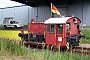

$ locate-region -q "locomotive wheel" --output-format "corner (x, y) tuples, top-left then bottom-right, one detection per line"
(19, 38), (26, 46)
(19, 40), (25, 45)
(42, 42), (46, 49)
(52, 46), (58, 52)
(51, 45), (54, 51)
(19, 40), (22, 45)
(46, 44), (50, 50)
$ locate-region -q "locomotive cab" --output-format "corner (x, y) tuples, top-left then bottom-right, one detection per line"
(44, 17), (85, 49)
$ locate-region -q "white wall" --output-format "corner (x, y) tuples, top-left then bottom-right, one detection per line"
(15, 6), (28, 24)
(2, 8), (14, 19)
(0, 9), (3, 24)
(37, 6), (50, 22)
(0, 6), (28, 25)
(29, 7), (37, 22)
(83, 2), (90, 26)
(68, 1), (90, 26)
(68, 3), (82, 21)
(29, 6), (50, 22)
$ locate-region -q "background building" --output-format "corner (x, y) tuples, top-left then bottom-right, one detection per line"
(0, 0), (90, 26)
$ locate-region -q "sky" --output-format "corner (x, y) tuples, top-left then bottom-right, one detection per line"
(0, 0), (25, 8)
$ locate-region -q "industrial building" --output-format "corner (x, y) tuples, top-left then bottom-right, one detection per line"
(0, 0), (90, 26)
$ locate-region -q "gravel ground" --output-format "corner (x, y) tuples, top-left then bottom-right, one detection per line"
(79, 44), (90, 48)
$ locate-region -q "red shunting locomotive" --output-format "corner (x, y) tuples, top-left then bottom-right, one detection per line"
(18, 17), (85, 49)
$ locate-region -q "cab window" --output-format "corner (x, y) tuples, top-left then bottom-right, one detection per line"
(46, 24), (55, 33)
(76, 22), (79, 29)
(66, 23), (70, 31)
(58, 24), (63, 33)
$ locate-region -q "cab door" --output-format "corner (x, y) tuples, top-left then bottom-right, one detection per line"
(56, 24), (63, 45)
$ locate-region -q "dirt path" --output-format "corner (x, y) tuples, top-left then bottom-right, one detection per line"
(0, 56), (34, 60)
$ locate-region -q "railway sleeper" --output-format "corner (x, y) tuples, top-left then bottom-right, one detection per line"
(73, 47), (90, 54)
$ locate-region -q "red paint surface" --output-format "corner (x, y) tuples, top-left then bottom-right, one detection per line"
(57, 24), (66, 46)
(46, 33), (56, 45)
(66, 17), (81, 36)
(28, 23), (46, 34)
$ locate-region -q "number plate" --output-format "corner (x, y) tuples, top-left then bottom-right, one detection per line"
(58, 37), (62, 41)
(33, 34), (36, 37)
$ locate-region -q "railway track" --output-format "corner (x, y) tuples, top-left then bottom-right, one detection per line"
(20, 40), (89, 54)
(73, 47), (90, 54)
(23, 42), (90, 56)
(72, 46), (90, 55)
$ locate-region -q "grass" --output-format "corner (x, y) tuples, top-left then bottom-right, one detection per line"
(0, 38), (90, 60)
(82, 30), (90, 39)
(80, 30), (90, 44)
(0, 37), (31, 56)
(0, 30), (27, 40)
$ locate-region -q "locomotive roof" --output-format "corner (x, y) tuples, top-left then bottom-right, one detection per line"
(44, 17), (79, 24)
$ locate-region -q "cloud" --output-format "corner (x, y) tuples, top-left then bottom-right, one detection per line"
(0, 0), (10, 4)
(0, 0), (25, 8)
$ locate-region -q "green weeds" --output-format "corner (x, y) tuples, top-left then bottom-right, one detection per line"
(81, 30), (90, 43)
(0, 38), (90, 60)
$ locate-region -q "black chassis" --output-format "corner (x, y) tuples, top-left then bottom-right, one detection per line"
(18, 33), (45, 43)
(66, 34), (86, 48)
(18, 33), (86, 49)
